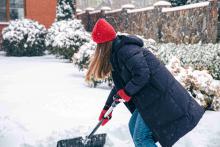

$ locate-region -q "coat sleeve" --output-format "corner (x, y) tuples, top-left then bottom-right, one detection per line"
(104, 86), (117, 108)
(117, 46), (150, 96)
(112, 71), (124, 90)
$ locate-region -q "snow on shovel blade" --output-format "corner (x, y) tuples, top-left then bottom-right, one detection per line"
(57, 101), (118, 147)
(57, 133), (107, 147)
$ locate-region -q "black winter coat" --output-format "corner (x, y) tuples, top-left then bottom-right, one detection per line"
(105, 35), (205, 147)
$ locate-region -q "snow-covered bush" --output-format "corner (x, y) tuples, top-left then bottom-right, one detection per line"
(186, 0), (207, 5)
(2, 19), (46, 56)
(72, 40), (113, 87)
(143, 40), (220, 80)
(72, 41), (96, 71)
(45, 19), (90, 60)
(166, 57), (220, 111)
(56, 0), (74, 21)
(169, 0), (187, 6)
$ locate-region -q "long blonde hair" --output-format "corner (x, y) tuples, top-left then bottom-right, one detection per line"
(85, 41), (113, 81)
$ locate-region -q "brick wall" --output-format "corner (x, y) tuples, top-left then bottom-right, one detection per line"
(160, 1), (218, 43)
(77, 0), (218, 44)
(26, 0), (56, 28)
(218, 1), (220, 41)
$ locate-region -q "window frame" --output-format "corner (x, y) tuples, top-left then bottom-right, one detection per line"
(1, 0), (26, 22)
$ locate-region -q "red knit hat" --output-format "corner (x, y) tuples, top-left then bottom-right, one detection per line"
(92, 18), (116, 44)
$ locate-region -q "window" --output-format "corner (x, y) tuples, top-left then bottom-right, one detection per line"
(10, 0), (24, 20)
(0, 0), (24, 22)
(0, 0), (7, 21)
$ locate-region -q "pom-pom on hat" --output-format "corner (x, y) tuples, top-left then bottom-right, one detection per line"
(92, 18), (116, 44)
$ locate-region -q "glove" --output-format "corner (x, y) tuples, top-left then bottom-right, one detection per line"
(98, 105), (112, 126)
(114, 89), (131, 102)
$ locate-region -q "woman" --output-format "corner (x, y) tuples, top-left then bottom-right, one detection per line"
(86, 18), (205, 147)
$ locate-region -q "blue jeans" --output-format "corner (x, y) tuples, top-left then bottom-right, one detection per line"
(129, 109), (157, 147)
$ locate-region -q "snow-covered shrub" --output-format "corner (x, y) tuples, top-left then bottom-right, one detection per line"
(72, 41), (96, 71)
(166, 57), (220, 111)
(45, 19), (90, 60)
(210, 81), (220, 111)
(56, 0), (74, 21)
(2, 19), (46, 56)
(143, 40), (220, 80)
(169, 0), (187, 6)
(186, 0), (207, 5)
(72, 40), (113, 87)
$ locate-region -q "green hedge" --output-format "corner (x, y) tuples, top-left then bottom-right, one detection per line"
(2, 19), (46, 56)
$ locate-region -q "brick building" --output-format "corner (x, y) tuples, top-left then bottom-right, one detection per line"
(0, 0), (57, 27)
(0, 0), (58, 48)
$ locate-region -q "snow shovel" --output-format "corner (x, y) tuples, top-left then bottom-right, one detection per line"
(57, 100), (119, 147)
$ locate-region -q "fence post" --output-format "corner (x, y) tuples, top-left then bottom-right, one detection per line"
(153, 1), (171, 42)
(85, 7), (95, 31)
(218, 0), (220, 41)
(100, 7), (111, 18)
(120, 4), (135, 32)
(207, 0), (218, 43)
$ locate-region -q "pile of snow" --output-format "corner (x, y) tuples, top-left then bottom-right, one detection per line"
(0, 53), (132, 147)
(45, 19), (90, 60)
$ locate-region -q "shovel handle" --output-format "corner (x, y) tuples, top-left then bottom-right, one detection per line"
(87, 101), (119, 138)
(103, 101), (118, 118)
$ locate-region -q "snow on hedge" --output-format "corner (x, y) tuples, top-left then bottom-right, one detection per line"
(72, 40), (96, 71)
(166, 57), (220, 110)
(72, 40), (114, 87)
(2, 19), (46, 56)
(163, 1), (209, 12)
(143, 38), (220, 80)
(45, 19), (90, 60)
(56, 0), (74, 21)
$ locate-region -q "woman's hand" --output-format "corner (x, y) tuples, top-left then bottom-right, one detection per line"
(114, 89), (131, 102)
(98, 106), (112, 126)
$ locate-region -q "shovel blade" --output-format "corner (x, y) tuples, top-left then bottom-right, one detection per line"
(57, 133), (107, 147)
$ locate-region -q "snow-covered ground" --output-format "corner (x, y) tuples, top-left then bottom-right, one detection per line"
(0, 52), (220, 147)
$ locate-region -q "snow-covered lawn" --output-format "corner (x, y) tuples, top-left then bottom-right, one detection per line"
(0, 52), (220, 147)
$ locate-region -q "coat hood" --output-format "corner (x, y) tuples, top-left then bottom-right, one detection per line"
(112, 35), (144, 53)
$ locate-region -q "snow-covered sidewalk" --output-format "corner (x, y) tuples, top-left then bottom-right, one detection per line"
(0, 52), (220, 147)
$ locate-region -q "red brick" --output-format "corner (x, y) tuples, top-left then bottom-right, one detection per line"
(26, 0), (56, 28)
